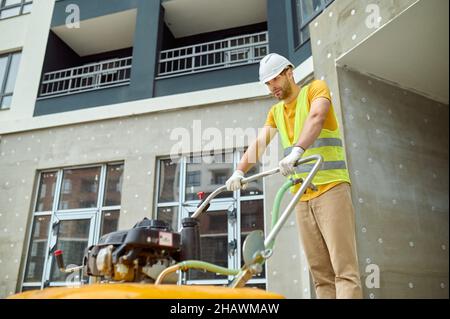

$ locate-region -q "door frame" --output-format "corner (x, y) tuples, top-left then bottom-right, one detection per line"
(42, 211), (97, 288)
(182, 201), (238, 284)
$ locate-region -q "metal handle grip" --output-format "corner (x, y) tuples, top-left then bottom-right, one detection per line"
(264, 154), (323, 248)
(191, 155), (323, 219)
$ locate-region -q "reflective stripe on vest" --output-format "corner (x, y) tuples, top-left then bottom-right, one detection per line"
(283, 137), (343, 156)
(296, 160), (347, 173)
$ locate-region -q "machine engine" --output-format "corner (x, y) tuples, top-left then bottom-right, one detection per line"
(82, 218), (183, 283)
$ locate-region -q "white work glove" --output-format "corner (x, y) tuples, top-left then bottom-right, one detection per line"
(279, 146), (305, 176)
(225, 170), (247, 191)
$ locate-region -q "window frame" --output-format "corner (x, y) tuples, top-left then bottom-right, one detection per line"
(0, 51), (22, 110)
(154, 150), (266, 288)
(0, 0), (33, 20)
(20, 162), (124, 292)
(292, 0), (335, 50)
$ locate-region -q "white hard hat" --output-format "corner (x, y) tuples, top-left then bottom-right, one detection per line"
(259, 53), (294, 83)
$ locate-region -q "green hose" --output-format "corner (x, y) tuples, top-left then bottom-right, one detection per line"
(268, 179), (295, 249)
(173, 180), (295, 276)
(177, 260), (240, 276)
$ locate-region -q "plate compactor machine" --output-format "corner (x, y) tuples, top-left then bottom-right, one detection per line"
(11, 156), (322, 299)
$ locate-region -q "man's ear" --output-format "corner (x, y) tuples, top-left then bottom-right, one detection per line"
(287, 68), (295, 82)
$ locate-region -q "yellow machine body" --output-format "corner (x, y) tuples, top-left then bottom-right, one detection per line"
(9, 284), (284, 299)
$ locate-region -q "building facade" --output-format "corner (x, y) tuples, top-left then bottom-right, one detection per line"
(0, 0), (448, 298)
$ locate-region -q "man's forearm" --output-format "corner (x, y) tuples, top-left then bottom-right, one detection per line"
(236, 126), (276, 173)
(237, 138), (268, 173)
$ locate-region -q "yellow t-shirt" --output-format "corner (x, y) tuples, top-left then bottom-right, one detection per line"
(264, 80), (342, 201)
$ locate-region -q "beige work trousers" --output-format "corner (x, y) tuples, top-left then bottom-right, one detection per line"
(295, 182), (363, 299)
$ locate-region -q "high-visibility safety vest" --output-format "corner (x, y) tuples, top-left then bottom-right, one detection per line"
(272, 85), (351, 191)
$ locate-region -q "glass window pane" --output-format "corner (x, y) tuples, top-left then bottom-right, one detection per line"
(4, 52), (21, 93)
(4, 0), (22, 6)
(103, 164), (123, 206)
(189, 210), (228, 280)
(300, 27), (310, 45)
(158, 159), (180, 203)
(240, 162), (264, 196)
(22, 3), (32, 14)
(23, 215), (51, 283)
(185, 152), (234, 201)
(50, 219), (90, 282)
(301, 0), (323, 23)
(296, 0), (330, 45)
(157, 206), (178, 232)
(58, 167), (101, 210)
(1, 95), (12, 109)
(0, 56), (7, 90)
(186, 171), (201, 187)
(0, 6), (21, 18)
(240, 200), (264, 233)
(35, 171), (57, 212)
(241, 200), (265, 278)
(100, 210), (120, 237)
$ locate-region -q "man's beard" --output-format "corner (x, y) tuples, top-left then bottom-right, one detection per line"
(276, 82), (292, 100)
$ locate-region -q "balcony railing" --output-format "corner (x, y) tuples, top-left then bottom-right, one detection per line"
(157, 31), (269, 79)
(38, 57), (132, 99)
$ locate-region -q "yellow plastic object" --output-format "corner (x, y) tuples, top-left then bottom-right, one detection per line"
(9, 284), (284, 299)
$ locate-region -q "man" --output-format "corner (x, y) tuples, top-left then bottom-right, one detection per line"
(225, 53), (363, 299)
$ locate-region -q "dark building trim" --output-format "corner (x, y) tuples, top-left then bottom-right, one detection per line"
(51, 0), (140, 27)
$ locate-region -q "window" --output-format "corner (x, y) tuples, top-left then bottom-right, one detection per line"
(59, 167), (100, 210)
(186, 171), (201, 187)
(0, 0), (32, 20)
(211, 170), (228, 186)
(185, 152), (234, 201)
(35, 172), (57, 212)
(157, 159), (180, 203)
(240, 200), (266, 279)
(23, 216), (51, 283)
(21, 163), (123, 291)
(157, 206), (179, 232)
(155, 151), (266, 287)
(0, 51), (21, 109)
(100, 210), (120, 237)
(293, 0), (334, 47)
(103, 164), (123, 206)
